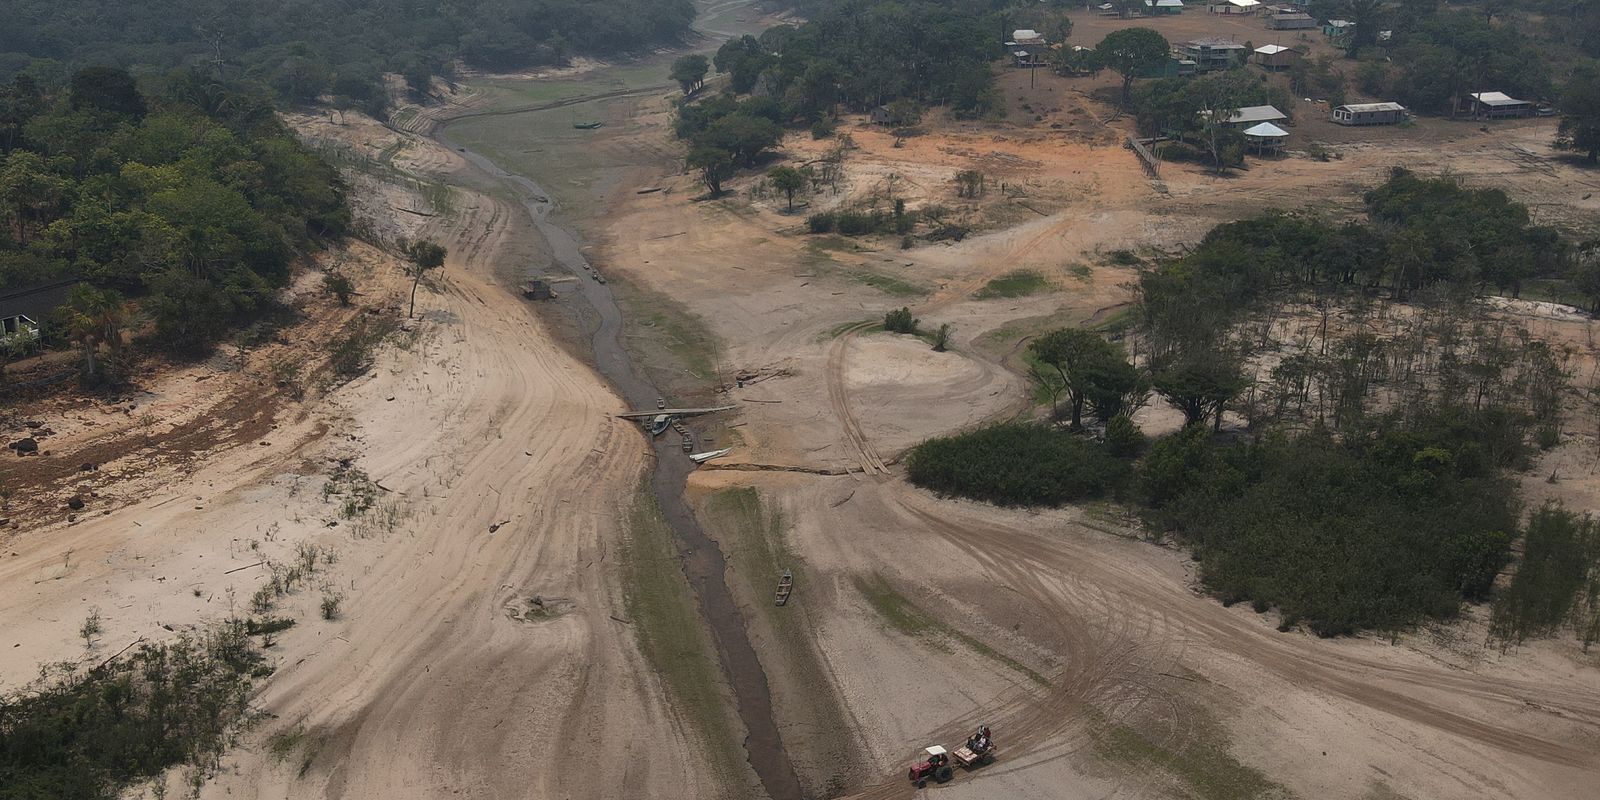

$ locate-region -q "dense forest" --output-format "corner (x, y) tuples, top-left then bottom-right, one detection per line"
(0, 0), (697, 114)
(0, 67), (347, 373)
(909, 169), (1600, 640)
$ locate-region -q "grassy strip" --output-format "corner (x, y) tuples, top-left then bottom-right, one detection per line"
(854, 271), (926, 297)
(613, 278), (721, 386)
(817, 319), (872, 342)
(853, 574), (1048, 686)
(1091, 710), (1288, 800)
(622, 491), (745, 796)
(975, 269), (1053, 299)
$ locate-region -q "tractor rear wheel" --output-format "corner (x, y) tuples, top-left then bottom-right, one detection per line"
(934, 765), (954, 783)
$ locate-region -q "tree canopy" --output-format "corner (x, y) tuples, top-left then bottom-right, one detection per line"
(0, 68), (347, 354)
(1097, 27), (1170, 107)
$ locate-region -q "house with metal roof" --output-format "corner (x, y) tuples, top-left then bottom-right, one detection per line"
(1463, 91), (1534, 119)
(1, 278), (80, 356)
(1211, 0), (1261, 13)
(1331, 101), (1408, 125)
(1144, 0), (1186, 14)
(1267, 11), (1317, 29)
(1253, 44), (1299, 70)
(1202, 104), (1290, 127)
(1182, 38), (1248, 71)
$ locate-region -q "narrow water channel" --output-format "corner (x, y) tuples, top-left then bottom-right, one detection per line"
(432, 29), (806, 797)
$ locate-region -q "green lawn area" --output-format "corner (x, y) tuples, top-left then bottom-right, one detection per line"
(975, 269), (1053, 299)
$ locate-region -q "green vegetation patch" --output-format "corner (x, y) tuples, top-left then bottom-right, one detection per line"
(975, 269), (1053, 299)
(818, 319), (871, 343)
(853, 574), (1048, 686)
(1092, 711), (1287, 800)
(622, 491), (745, 794)
(853, 271), (925, 298)
(907, 423), (1130, 508)
(0, 621), (266, 800)
(1142, 419), (1519, 637)
(853, 574), (940, 639)
(1490, 506), (1600, 648)
(618, 282), (721, 384)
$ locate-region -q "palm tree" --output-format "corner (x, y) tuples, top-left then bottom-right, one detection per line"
(63, 285), (127, 386)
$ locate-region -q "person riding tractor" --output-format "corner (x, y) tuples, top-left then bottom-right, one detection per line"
(966, 725), (992, 755)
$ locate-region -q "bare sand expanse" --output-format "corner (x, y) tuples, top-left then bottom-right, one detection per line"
(589, 59), (1600, 799)
(1, 106), (729, 798)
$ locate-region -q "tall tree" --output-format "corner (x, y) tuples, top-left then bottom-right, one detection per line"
(767, 166), (805, 210)
(1341, 0), (1388, 53)
(69, 67), (146, 118)
(1153, 350), (1247, 430)
(688, 145), (734, 197)
(401, 239), (446, 319)
(1097, 28), (1171, 111)
(1030, 328), (1121, 428)
(671, 54), (710, 96)
(1558, 63), (1600, 164)
(61, 284), (127, 386)
(1190, 71), (1258, 174)
(0, 151), (69, 245)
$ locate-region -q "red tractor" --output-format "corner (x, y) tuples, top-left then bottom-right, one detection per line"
(907, 727), (996, 788)
(907, 746), (954, 787)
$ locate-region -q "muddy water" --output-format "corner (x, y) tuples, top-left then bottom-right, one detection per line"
(432, 12), (805, 799)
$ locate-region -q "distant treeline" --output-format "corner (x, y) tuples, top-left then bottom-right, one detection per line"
(0, 67), (346, 361)
(708, 0), (1006, 121)
(0, 0), (697, 114)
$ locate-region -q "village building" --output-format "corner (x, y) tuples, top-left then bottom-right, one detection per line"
(1182, 38), (1249, 71)
(1137, 56), (1199, 78)
(1267, 10), (1317, 29)
(1243, 121), (1290, 154)
(1, 278), (79, 355)
(1010, 29), (1046, 47)
(1331, 101), (1408, 125)
(1323, 19), (1355, 41)
(1205, 104), (1290, 128)
(1253, 44), (1299, 70)
(1144, 0), (1186, 14)
(1463, 91), (1534, 119)
(1211, 0), (1261, 12)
